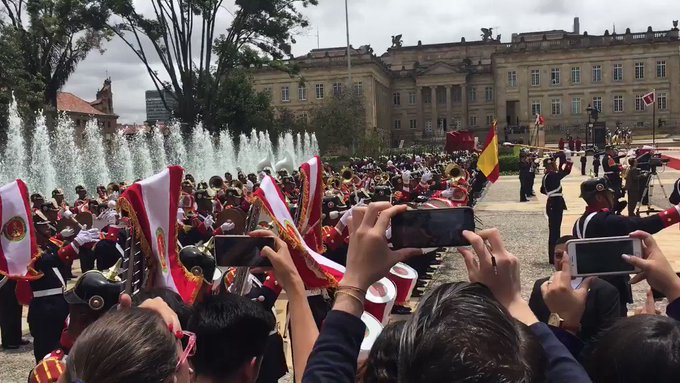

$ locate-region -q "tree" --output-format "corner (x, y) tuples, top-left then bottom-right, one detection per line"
(310, 92), (366, 155)
(209, 69), (273, 135)
(106, 0), (318, 134)
(0, 0), (112, 111)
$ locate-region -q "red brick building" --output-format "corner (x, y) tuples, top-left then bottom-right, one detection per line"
(57, 78), (118, 140)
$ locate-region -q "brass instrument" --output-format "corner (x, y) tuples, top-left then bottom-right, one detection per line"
(341, 168), (354, 184)
(327, 176), (341, 189)
(374, 173), (390, 185)
(209, 175), (224, 191)
(445, 163), (465, 182)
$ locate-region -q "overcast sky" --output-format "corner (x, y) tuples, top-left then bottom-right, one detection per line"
(62, 0), (680, 123)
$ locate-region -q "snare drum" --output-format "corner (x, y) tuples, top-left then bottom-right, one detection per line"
(388, 262), (419, 306)
(364, 277), (397, 325)
(359, 312), (384, 361)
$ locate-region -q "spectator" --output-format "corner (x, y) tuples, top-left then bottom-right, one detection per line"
(530, 236), (621, 347)
(133, 287), (192, 329)
(357, 321), (405, 383)
(61, 307), (192, 383)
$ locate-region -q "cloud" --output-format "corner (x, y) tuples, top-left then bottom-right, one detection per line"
(62, 0), (680, 122)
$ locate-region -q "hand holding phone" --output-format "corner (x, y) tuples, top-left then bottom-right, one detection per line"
(249, 230), (304, 293)
(214, 235), (275, 268)
(566, 236), (642, 277)
(390, 207), (475, 249)
(627, 231), (680, 302)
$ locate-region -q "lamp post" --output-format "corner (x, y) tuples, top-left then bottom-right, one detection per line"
(586, 104), (593, 148)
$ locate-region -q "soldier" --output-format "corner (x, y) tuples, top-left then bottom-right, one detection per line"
(0, 277), (30, 350)
(580, 154), (588, 176)
(540, 152), (573, 264)
(95, 185), (108, 204)
(74, 185), (89, 212)
(179, 245), (221, 300)
(28, 263), (124, 383)
(519, 151), (531, 202)
(592, 151), (601, 177)
(30, 193), (45, 214)
(573, 177), (680, 315)
(602, 146), (624, 201)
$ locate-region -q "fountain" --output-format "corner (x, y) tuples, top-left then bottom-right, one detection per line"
(1, 99), (320, 196)
(28, 111), (56, 196)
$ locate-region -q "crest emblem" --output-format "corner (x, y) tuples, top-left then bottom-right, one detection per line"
(3, 216), (26, 242)
(156, 227), (168, 273)
(596, 183), (605, 192)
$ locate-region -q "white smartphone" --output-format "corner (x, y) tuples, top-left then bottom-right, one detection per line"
(566, 236), (643, 277)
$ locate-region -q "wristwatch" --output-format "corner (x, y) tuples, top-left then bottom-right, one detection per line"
(548, 313), (581, 334)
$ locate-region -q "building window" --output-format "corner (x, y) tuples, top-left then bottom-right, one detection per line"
(423, 91), (431, 104)
(484, 87), (493, 102)
(393, 119), (401, 130)
(298, 85), (307, 101)
(468, 87), (476, 102)
(614, 95), (624, 112)
(657, 61), (666, 78)
(531, 100), (541, 116)
(452, 87), (461, 103)
(571, 67), (581, 84)
(530, 69), (540, 86)
(551, 68), (560, 85)
(281, 86), (290, 103)
(437, 89), (447, 104)
(425, 120), (432, 131)
(658, 93), (668, 110)
(508, 71), (517, 88)
(592, 65), (602, 83)
(409, 119), (417, 129)
(315, 84), (324, 99)
(486, 114), (494, 126)
(551, 98), (561, 115)
(613, 64), (623, 81)
(571, 97), (581, 114)
(408, 92), (416, 105)
(592, 96), (602, 112)
(332, 82), (343, 96)
(393, 92), (401, 106)
(635, 95), (645, 111)
(354, 82), (363, 96)
(469, 115), (477, 127)
(635, 62), (645, 79)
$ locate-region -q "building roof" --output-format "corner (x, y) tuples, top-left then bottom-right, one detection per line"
(57, 92), (115, 116)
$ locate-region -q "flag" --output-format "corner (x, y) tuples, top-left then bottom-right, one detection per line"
(0, 180), (41, 281)
(478, 121), (500, 183)
(643, 91), (656, 107)
(535, 114), (545, 126)
(298, 156), (325, 253)
(253, 176), (344, 288)
(118, 166), (202, 303)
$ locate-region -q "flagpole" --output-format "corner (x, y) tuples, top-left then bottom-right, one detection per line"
(652, 88), (656, 146)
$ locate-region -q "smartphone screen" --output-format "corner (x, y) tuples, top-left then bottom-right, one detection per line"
(213, 235), (275, 267)
(572, 240), (637, 275)
(390, 207), (475, 249)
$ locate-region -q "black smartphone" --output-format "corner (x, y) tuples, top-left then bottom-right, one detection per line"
(652, 272), (680, 300)
(213, 235), (275, 267)
(390, 207), (475, 249)
(566, 237), (642, 277)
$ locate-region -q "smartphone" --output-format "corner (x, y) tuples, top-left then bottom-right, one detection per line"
(213, 235), (275, 267)
(390, 207), (475, 249)
(566, 236), (643, 277)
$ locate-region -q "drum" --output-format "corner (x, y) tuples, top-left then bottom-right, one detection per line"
(359, 312), (384, 361)
(364, 277), (397, 325)
(387, 262), (419, 306)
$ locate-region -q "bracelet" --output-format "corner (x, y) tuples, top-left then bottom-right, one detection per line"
(337, 285), (367, 297)
(335, 289), (365, 306)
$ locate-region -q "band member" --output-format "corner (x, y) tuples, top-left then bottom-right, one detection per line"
(74, 185), (89, 211)
(602, 146), (624, 203)
(0, 278), (29, 350)
(625, 158), (643, 217)
(179, 245), (221, 300)
(31, 193), (45, 214)
(580, 154), (587, 176)
(540, 152), (572, 264)
(95, 185), (108, 204)
(519, 151), (532, 202)
(573, 177), (680, 315)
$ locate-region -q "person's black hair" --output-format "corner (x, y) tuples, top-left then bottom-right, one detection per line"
(556, 235), (575, 246)
(587, 315), (680, 383)
(358, 321), (405, 383)
(132, 288), (192, 329)
(188, 293), (275, 381)
(398, 282), (547, 383)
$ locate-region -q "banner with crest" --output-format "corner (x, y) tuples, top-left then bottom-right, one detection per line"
(0, 179), (41, 281)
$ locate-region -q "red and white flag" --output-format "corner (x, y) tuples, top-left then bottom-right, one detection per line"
(298, 156), (325, 253)
(253, 176), (344, 288)
(118, 166), (202, 303)
(0, 180), (41, 281)
(643, 91), (656, 107)
(535, 114), (545, 126)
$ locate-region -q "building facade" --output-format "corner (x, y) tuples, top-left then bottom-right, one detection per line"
(253, 20), (680, 148)
(57, 78), (118, 140)
(145, 90), (178, 123)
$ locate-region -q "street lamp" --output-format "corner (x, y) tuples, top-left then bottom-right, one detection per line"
(585, 104), (593, 148)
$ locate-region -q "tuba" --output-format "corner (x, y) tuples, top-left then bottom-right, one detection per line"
(209, 175), (225, 191)
(275, 152), (295, 175)
(341, 168), (354, 184)
(445, 163), (464, 182)
(256, 156), (274, 173)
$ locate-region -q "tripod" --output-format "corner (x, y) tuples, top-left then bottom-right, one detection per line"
(636, 169), (668, 215)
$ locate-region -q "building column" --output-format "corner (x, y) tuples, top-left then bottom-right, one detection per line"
(416, 86), (423, 137)
(445, 85), (452, 132)
(461, 84), (468, 130)
(431, 86), (438, 132)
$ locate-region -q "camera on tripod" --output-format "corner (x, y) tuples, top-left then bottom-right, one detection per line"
(636, 151), (669, 175)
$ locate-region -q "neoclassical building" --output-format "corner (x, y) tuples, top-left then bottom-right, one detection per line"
(253, 19), (680, 147)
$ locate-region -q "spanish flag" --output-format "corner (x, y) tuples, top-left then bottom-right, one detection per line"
(478, 121), (499, 183)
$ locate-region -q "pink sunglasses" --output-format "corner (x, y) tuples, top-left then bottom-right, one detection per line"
(176, 330), (196, 369)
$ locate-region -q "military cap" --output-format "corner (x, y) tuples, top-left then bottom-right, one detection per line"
(179, 245), (220, 284)
(51, 188), (64, 197)
(64, 260), (124, 311)
(580, 177), (614, 199)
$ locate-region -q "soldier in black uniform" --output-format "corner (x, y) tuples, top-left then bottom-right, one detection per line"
(592, 151), (601, 177)
(519, 151), (531, 202)
(528, 153), (537, 197)
(580, 154), (588, 176)
(29, 216), (70, 362)
(601, 146), (624, 200)
(573, 177), (680, 315)
(540, 152), (573, 264)
(0, 277), (29, 350)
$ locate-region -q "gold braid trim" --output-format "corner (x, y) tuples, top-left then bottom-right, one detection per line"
(298, 167), (326, 254)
